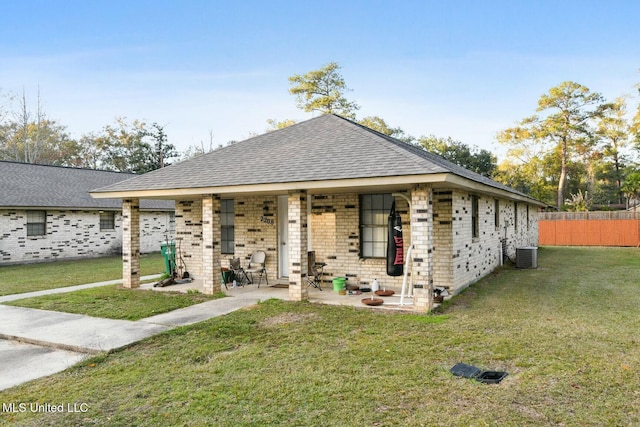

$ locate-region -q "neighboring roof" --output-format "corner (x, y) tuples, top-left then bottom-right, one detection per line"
(0, 161), (174, 210)
(92, 114), (541, 205)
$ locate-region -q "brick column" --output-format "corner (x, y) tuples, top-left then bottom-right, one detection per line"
(410, 185), (434, 311)
(202, 195), (222, 295)
(122, 198), (140, 289)
(288, 190), (308, 301)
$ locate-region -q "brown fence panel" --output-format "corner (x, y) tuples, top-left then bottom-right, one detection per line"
(539, 219), (640, 246)
(538, 221), (556, 244)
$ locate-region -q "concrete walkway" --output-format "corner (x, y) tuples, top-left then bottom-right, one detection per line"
(0, 274), (162, 303)
(0, 278), (263, 391)
(0, 276), (417, 391)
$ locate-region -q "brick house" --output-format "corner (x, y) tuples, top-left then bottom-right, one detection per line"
(91, 114), (542, 311)
(0, 161), (174, 264)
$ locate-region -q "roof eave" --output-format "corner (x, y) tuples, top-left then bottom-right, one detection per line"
(0, 205), (174, 212)
(91, 173), (542, 206)
(90, 174), (453, 199)
(442, 175), (546, 207)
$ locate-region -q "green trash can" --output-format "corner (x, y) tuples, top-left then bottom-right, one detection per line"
(160, 241), (176, 276)
(221, 269), (232, 286)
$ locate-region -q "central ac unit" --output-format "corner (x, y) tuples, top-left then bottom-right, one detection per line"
(516, 247), (538, 269)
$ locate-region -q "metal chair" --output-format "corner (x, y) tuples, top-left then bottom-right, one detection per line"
(245, 251), (268, 287)
(229, 257), (249, 287)
(307, 251), (326, 290)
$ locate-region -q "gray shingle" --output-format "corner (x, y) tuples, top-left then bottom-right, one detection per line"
(91, 114), (535, 202)
(0, 161), (173, 210)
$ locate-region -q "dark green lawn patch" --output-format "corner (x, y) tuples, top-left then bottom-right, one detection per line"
(2, 247), (640, 426)
(3, 285), (222, 321)
(0, 253), (165, 296)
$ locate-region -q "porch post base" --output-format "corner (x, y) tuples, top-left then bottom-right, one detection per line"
(288, 282), (306, 302)
(413, 288), (434, 312)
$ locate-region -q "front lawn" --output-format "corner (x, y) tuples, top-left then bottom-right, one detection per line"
(1, 247), (640, 426)
(0, 253), (165, 296)
(3, 285), (222, 321)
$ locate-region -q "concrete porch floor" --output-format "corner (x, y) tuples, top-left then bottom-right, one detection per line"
(143, 278), (419, 312)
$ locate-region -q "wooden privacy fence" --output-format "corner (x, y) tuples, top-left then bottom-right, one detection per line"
(539, 211), (640, 246)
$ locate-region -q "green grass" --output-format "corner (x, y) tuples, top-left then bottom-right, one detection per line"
(0, 253), (165, 296)
(3, 285), (223, 321)
(2, 247), (640, 426)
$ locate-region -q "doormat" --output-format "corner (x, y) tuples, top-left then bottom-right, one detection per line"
(270, 284), (289, 288)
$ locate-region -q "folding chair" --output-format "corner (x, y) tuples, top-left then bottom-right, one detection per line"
(245, 251), (268, 287)
(307, 251), (326, 291)
(229, 257), (249, 287)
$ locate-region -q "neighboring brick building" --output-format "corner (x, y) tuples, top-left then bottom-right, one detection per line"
(92, 114), (542, 311)
(0, 161), (174, 264)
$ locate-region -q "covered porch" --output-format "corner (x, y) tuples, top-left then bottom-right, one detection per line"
(120, 184), (437, 312)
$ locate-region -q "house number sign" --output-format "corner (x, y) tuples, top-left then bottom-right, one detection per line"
(260, 216), (275, 225)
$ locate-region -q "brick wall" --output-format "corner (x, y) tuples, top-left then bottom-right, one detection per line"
(499, 200), (539, 258)
(140, 212), (174, 252)
(173, 197), (280, 282)
(309, 192), (411, 289)
(234, 196), (278, 282)
(0, 209), (173, 264)
(433, 190), (453, 291)
(174, 200), (204, 278)
(450, 191), (501, 293)
(448, 192), (539, 294)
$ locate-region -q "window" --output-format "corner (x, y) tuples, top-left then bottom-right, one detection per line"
(100, 211), (115, 231)
(526, 205), (530, 230)
(494, 199), (500, 230)
(27, 210), (46, 236)
(221, 199), (234, 254)
(514, 202), (518, 231)
(471, 195), (479, 238)
(360, 194), (394, 258)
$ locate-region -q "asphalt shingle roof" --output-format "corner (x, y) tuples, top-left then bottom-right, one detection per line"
(91, 114), (536, 202)
(0, 161), (174, 210)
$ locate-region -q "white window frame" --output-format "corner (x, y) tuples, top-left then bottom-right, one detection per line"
(26, 210), (46, 237)
(99, 211), (116, 231)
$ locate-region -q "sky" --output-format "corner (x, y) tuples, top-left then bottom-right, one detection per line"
(1, 0), (639, 159)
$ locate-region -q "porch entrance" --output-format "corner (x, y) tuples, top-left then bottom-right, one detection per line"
(277, 195), (289, 278)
